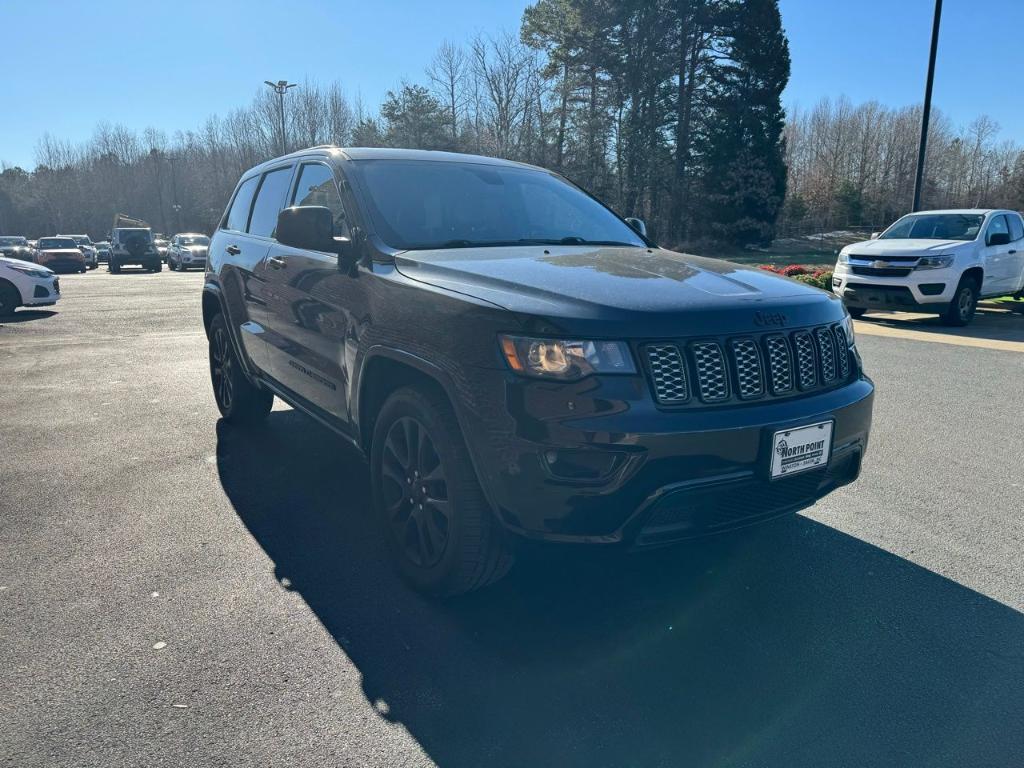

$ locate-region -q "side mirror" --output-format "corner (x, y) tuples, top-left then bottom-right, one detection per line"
(276, 206), (353, 262)
(870, 232), (880, 240)
(625, 217), (647, 237)
(987, 231), (1010, 246)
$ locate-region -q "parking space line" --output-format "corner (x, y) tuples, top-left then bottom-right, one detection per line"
(854, 321), (1024, 353)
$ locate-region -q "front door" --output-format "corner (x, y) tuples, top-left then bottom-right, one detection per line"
(260, 161), (357, 429)
(980, 213), (1013, 296)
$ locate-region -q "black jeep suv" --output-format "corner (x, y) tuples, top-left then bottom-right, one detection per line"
(203, 147), (874, 596)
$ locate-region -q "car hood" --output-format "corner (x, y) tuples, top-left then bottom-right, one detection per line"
(393, 245), (844, 337)
(0, 255), (51, 272)
(844, 238), (972, 256)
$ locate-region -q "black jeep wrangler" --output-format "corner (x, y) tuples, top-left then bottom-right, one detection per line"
(110, 227), (162, 273)
(203, 147), (874, 596)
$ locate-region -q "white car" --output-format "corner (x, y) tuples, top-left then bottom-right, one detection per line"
(167, 233), (210, 271)
(0, 255), (61, 316)
(833, 209), (1024, 326)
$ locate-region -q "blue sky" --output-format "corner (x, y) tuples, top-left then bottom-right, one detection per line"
(1, 0), (1021, 169)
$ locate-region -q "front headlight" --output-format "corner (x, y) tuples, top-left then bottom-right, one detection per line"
(916, 255), (954, 270)
(499, 335), (636, 380)
(6, 263), (52, 279)
(837, 252), (850, 265)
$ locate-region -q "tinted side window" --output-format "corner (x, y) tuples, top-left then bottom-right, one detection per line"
(1008, 214), (1024, 242)
(292, 162), (349, 237)
(225, 176), (259, 233)
(248, 167), (294, 239)
(987, 214), (1009, 241)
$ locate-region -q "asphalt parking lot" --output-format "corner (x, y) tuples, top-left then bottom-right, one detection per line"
(2, 270), (1023, 768)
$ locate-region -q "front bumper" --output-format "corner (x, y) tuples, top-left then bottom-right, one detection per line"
(833, 266), (955, 310)
(22, 276), (61, 306)
(458, 369), (874, 546)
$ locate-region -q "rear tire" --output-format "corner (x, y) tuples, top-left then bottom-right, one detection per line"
(941, 276), (978, 326)
(0, 280), (21, 316)
(109, 260), (121, 274)
(847, 306), (867, 319)
(371, 386), (513, 597)
(208, 313), (273, 425)
(152, 262), (163, 273)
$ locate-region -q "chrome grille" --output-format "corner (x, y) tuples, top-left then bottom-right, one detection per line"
(815, 326), (836, 381)
(730, 339), (764, 399)
(764, 335), (793, 394)
(692, 342), (729, 402)
(645, 344), (689, 404)
(793, 331), (817, 390)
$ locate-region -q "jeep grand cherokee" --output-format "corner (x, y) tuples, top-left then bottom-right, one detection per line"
(203, 147), (874, 596)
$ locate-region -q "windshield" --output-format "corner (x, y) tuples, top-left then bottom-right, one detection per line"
(181, 235), (209, 246)
(38, 238), (77, 249)
(0, 236), (27, 246)
(350, 160), (646, 251)
(155, 239), (168, 246)
(67, 235), (92, 245)
(880, 213), (984, 241)
(118, 229), (152, 242)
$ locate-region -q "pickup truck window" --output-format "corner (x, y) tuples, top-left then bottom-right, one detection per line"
(351, 159), (645, 252)
(880, 213), (983, 241)
(1008, 214), (1024, 242)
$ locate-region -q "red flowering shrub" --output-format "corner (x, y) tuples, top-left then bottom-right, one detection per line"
(781, 264), (809, 277)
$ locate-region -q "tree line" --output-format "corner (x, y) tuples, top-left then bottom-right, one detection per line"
(1, 0), (1021, 249)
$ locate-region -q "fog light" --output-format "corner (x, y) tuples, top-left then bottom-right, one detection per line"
(542, 449), (623, 481)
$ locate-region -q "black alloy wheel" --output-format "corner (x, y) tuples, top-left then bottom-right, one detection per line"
(380, 416), (452, 568)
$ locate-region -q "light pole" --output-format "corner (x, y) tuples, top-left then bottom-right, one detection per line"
(912, 0), (942, 212)
(264, 80), (298, 155)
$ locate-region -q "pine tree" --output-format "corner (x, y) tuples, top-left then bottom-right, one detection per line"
(699, 0), (790, 245)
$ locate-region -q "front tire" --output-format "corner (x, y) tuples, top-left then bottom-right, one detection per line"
(371, 386), (513, 597)
(942, 277), (978, 326)
(109, 260), (121, 274)
(208, 313), (273, 425)
(0, 280), (21, 316)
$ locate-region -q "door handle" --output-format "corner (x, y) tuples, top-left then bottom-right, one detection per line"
(1010, 250), (1017, 254)
(268, 255), (287, 269)
(225, 244), (241, 255)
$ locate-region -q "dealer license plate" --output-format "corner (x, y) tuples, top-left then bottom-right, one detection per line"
(770, 421), (833, 479)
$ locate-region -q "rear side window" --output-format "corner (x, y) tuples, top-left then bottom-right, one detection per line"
(225, 176), (259, 233)
(248, 167), (294, 239)
(1009, 214), (1024, 242)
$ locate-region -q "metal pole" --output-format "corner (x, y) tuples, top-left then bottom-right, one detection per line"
(265, 80), (297, 156)
(912, 0), (942, 212)
(277, 90), (286, 154)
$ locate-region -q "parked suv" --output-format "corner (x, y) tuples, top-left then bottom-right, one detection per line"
(167, 233), (210, 271)
(203, 147), (874, 596)
(833, 209), (1024, 326)
(110, 227), (161, 273)
(61, 234), (98, 269)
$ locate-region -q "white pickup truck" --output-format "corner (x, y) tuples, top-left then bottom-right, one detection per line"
(832, 209), (1024, 326)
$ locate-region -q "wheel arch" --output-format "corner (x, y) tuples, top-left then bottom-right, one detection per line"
(961, 265), (984, 288)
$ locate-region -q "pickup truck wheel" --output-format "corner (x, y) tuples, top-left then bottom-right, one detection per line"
(152, 263), (163, 273)
(208, 313), (273, 425)
(371, 386), (513, 597)
(0, 280), (21, 316)
(942, 277), (978, 326)
(109, 260), (120, 274)
(847, 307), (866, 319)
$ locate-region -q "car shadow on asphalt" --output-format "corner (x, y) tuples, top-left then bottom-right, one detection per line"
(216, 411), (1024, 768)
(1, 309), (58, 324)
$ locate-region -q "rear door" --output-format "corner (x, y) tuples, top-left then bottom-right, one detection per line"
(260, 159), (355, 426)
(211, 172), (272, 370)
(1006, 213), (1024, 293)
(980, 213), (1013, 296)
